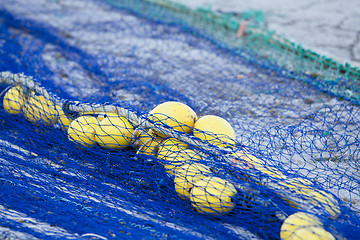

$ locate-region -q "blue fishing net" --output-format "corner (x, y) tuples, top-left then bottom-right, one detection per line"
(0, 0), (359, 239)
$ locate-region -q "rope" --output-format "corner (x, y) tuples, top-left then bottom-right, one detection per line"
(0, 71), (231, 154)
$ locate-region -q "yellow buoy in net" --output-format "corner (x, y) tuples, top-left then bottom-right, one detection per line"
(3, 85), (25, 114)
(280, 186), (340, 219)
(23, 93), (57, 125)
(157, 137), (188, 160)
(280, 178), (314, 189)
(306, 190), (340, 219)
(135, 131), (162, 156)
(163, 149), (202, 175)
(280, 212), (323, 240)
(289, 226), (335, 240)
(94, 115), (134, 149)
(174, 163), (212, 200)
(58, 109), (109, 132)
(190, 176), (237, 214)
(68, 116), (100, 147)
(148, 101), (197, 137)
(280, 212), (334, 240)
(193, 115), (236, 149)
(231, 150), (339, 218)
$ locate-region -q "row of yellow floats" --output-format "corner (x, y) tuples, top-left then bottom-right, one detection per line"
(2, 85), (336, 239)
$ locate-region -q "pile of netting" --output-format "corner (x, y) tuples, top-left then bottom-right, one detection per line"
(1, 0), (360, 239)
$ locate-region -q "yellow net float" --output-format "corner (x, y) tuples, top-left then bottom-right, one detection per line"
(3, 85), (25, 114)
(280, 212), (335, 240)
(277, 179), (340, 219)
(190, 176), (237, 215)
(174, 163), (212, 200)
(157, 137), (189, 160)
(162, 149), (203, 175)
(94, 115), (135, 149)
(148, 101), (197, 137)
(231, 151), (340, 218)
(68, 116), (100, 147)
(193, 115), (236, 149)
(288, 226), (335, 240)
(23, 92), (58, 125)
(304, 190), (340, 219)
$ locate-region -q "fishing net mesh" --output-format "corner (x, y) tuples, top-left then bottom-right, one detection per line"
(0, 0), (359, 239)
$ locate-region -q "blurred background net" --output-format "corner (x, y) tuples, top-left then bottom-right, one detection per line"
(0, 0), (360, 239)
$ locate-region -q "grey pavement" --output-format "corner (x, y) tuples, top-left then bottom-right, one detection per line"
(178, 0), (360, 66)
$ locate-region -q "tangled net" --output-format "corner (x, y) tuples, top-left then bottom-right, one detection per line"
(0, 0), (360, 239)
